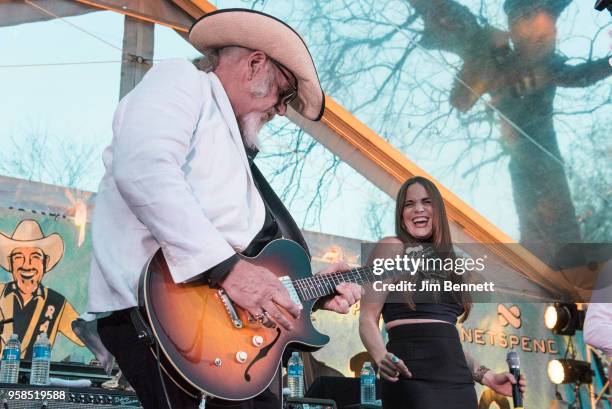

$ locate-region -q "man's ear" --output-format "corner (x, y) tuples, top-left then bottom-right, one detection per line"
(246, 51), (268, 81)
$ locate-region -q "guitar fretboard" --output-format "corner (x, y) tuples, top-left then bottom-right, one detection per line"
(292, 266), (378, 301)
(291, 247), (434, 302)
(292, 247), (434, 301)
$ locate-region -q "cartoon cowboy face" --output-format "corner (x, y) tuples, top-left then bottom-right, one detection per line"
(0, 220), (84, 359)
(9, 247), (47, 301)
(0, 220), (64, 306)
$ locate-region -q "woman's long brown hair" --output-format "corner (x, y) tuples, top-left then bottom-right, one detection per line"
(395, 176), (472, 321)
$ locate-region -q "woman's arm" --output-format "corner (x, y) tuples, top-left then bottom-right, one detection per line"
(463, 350), (491, 384)
(359, 237), (411, 382)
(359, 292), (388, 366)
(359, 288), (411, 382)
(359, 237), (396, 365)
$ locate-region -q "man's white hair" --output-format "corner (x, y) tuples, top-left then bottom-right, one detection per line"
(193, 46), (253, 72)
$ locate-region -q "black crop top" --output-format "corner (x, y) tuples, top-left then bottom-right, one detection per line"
(381, 243), (466, 324)
(382, 302), (464, 325)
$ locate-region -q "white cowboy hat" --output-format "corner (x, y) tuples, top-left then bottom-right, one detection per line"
(0, 219), (64, 272)
(189, 8), (325, 121)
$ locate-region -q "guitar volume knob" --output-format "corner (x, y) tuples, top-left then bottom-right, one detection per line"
(214, 358), (222, 366)
(236, 351), (248, 363)
(252, 335), (264, 347)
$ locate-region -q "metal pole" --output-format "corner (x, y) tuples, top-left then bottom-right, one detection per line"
(119, 15), (154, 99)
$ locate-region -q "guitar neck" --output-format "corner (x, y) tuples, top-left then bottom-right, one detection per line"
(291, 266), (399, 302)
(291, 246), (436, 302)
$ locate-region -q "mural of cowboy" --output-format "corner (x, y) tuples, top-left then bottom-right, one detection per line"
(0, 219), (83, 360)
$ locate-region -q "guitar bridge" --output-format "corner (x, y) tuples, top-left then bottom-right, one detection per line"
(217, 288), (243, 328)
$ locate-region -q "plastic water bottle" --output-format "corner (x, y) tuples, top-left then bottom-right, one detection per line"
(0, 334), (21, 383)
(360, 361), (376, 404)
(287, 351), (304, 398)
(30, 333), (51, 385)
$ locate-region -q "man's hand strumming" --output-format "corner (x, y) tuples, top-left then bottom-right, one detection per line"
(220, 259), (301, 330)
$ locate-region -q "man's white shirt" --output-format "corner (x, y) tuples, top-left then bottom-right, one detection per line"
(87, 59), (265, 313)
(583, 261), (612, 358)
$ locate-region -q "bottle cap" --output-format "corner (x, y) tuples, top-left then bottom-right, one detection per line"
(291, 351), (300, 357)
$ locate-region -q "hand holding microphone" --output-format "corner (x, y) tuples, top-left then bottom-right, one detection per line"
(480, 352), (526, 405)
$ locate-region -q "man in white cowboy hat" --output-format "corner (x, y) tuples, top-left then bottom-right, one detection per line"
(87, 8), (362, 409)
(0, 219), (83, 359)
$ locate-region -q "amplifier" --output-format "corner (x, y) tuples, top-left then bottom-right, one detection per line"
(0, 401), (140, 409)
(0, 403), (138, 409)
(17, 361), (113, 386)
(0, 384), (141, 408)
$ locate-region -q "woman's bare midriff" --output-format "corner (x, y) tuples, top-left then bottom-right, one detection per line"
(385, 318), (453, 330)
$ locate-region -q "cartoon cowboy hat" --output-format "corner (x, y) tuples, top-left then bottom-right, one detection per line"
(0, 220), (64, 272)
(189, 8), (325, 121)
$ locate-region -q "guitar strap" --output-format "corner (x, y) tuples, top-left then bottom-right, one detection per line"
(129, 307), (154, 346)
(247, 153), (311, 260)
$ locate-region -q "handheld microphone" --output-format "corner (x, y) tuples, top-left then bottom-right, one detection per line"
(506, 352), (523, 409)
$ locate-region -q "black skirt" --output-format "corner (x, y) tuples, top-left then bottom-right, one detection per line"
(382, 323), (477, 409)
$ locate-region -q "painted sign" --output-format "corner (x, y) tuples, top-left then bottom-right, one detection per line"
(0, 219), (84, 359)
(0, 199), (93, 364)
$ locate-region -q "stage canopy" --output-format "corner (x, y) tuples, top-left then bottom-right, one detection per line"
(0, 0), (610, 301)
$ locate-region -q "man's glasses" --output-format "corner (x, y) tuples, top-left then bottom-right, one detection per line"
(270, 60), (298, 109)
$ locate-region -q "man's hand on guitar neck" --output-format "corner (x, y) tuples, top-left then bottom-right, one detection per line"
(316, 261), (364, 314)
(220, 259), (301, 331)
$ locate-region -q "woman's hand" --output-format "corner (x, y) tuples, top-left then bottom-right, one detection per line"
(482, 371), (526, 397)
(375, 352), (412, 382)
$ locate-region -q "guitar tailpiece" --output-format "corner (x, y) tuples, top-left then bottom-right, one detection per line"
(217, 289), (243, 328)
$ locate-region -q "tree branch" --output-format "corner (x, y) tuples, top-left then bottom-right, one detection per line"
(555, 57), (612, 88)
(407, 0), (504, 60)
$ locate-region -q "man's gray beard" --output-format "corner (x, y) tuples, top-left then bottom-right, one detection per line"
(238, 70), (276, 149)
(238, 112), (265, 150)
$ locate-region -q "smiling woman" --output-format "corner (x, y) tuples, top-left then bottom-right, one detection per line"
(401, 183), (433, 239)
(396, 177), (453, 248)
(359, 175), (527, 409)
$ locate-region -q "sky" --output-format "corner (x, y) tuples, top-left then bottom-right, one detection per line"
(0, 1), (610, 242)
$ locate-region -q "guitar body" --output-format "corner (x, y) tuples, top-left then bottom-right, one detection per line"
(138, 239), (330, 401)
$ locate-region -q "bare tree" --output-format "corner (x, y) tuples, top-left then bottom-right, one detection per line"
(0, 126), (100, 190)
(566, 124), (611, 242)
(406, 0), (609, 259)
(254, 0), (611, 252)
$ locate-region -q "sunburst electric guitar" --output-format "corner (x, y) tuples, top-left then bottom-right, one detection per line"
(138, 238), (430, 401)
